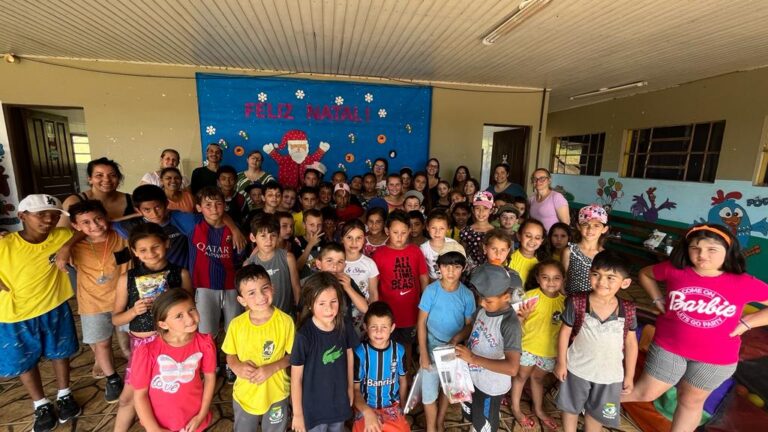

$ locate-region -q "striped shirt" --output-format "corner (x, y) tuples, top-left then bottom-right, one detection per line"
(189, 220), (236, 290)
(354, 341), (405, 409)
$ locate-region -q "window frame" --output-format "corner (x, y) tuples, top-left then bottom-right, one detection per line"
(755, 116), (768, 186)
(71, 133), (91, 164)
(622, 120), (725, 183)
(550, 132), (606, 176)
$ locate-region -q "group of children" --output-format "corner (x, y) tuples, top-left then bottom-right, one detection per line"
(2, 157), (767, 432)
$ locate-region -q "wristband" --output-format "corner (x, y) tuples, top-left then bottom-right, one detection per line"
(740, 318), (752, 330)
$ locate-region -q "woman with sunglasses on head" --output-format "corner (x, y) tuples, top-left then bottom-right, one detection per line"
(527, 167), (570, 231)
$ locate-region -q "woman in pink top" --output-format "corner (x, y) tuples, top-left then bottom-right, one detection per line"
(527, 168), (570, 232)
(623, 224), (768, 432)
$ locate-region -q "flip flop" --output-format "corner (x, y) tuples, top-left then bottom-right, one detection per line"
(539, 416), (559, 431)
(515, 415), (536, 429)
(91, 364), (106, 379)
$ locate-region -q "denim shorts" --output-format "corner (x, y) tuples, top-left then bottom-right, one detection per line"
(420, 367), (441, 404)
(0, 302), (78, 377)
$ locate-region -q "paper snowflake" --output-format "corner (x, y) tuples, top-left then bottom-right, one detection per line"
(205, 125), (216, 135)
(335, 96), (344, 106)
(295, 89), (305, 99)
(364, 93), (373, 103)
(378, 109), (387, 118)
(258, 92), (268, 102)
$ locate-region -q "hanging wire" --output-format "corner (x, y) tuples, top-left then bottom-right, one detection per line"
(21, 56), (548, 94)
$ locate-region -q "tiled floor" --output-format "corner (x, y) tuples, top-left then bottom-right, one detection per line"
(0, 299), (647, 431)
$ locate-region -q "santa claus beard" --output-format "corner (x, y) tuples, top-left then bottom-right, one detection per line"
(288, 140), (308, 163)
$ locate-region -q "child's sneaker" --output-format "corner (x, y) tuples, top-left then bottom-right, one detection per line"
(105, 375), (124, 404)
(33, 403), (57, 432)
(56, 394), (81, 423)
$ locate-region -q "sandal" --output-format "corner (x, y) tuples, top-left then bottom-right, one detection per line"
(92, 365), (106, 379)
(539, 416), (559, 431)
(515, 415), (536, 430)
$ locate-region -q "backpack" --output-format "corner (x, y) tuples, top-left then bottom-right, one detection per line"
(569, 293), (636, 347)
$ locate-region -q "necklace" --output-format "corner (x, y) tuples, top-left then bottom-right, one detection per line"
(88, 232), (113, 285)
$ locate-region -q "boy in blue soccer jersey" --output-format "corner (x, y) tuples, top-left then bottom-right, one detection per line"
(352, 302), (410, 432)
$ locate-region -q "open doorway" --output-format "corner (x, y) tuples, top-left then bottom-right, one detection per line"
(3, 105), (90, 200)
(480, 124), (530, 189)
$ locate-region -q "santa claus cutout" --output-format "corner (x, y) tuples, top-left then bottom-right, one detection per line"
(263, 130), (330, 189)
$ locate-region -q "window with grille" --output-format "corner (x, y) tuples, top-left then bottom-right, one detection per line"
(623, 121), (725, 182)
(72, 134), (91, 164)
(551, 133), (605, 176)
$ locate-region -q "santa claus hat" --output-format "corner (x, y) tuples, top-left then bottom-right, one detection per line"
(279, 129), (308, 149)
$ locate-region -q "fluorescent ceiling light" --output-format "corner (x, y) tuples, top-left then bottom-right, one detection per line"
(482, 0), (552, 46)
(569, 81), (648, 100)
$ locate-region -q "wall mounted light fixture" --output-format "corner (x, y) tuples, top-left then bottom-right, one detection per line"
(569, 81), (648, 100)
(3, 53), (19, 64)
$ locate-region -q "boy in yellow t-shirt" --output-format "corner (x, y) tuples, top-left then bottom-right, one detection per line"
(0, 195), (81, 431)
(510, 260), (566, 431)
(223, 264), (295, 432)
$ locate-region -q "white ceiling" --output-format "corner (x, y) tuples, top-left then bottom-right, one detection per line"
(2, 0), (768, 111)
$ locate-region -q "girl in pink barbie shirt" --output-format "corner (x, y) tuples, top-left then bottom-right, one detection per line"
(623, 223), (768, 432)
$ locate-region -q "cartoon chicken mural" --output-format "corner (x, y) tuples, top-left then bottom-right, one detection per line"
(631, 187), (677, 223)
(699, 190), (768, 255)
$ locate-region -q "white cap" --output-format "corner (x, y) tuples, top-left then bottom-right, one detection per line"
(18, 194), (69, 216)
(306, 161), (327, 175)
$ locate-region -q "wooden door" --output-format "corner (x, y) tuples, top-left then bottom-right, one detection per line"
(22, 110), (79, 200)
(490, 127), (529, 186)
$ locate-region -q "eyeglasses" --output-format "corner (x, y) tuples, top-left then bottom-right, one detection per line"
(532, 176), (550, 183)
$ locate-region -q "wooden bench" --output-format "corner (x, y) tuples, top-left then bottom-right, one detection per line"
(598, 213), (687, 313)
(603, 213), (688, 276)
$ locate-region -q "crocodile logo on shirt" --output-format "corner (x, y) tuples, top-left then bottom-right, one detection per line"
(322, 345), (343, 365)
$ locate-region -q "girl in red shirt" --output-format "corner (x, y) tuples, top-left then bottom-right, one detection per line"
(132, 289), (217, 432)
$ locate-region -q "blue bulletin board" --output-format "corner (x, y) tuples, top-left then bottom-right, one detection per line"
(195, 74), (432, 188)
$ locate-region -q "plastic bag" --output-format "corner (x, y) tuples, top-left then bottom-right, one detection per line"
(403, 369), (423, 414)
(433, 345), (474, 404)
